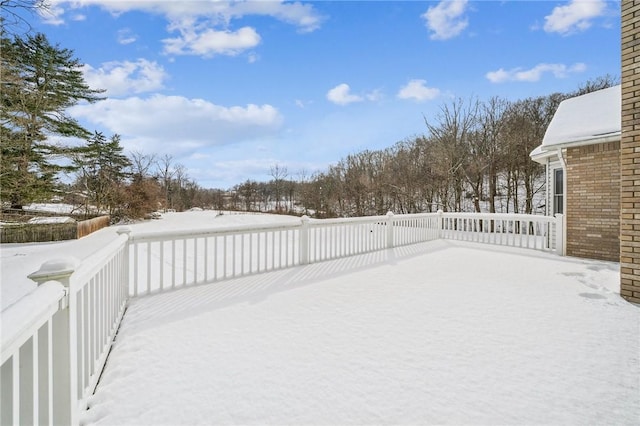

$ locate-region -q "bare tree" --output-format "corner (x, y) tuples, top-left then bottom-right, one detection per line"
(270, 164), (288, 211)
(479, 96), (509, 213)
(572, 74), (619, 97)
(237, 179), (258, 211)
(156, 154), (176, 211)
(1, 0), (48, 35)
(503, 95), (556, 213)
(129, 151), (156, 183)
(425, 98), (478, 211)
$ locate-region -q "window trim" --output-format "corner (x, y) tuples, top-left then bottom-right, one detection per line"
(553, 168), (563, 215)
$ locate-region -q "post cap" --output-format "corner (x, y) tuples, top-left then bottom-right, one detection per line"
(28, 257), (79, 286)
(117, 227), (132, 235)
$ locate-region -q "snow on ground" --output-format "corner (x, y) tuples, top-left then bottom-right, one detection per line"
(1, 210), (298, 311)
(82, 238), (639, 425)
(3, 211), (638, 424)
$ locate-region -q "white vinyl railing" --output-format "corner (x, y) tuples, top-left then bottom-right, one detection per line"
(441, 212), (561, 252)
(307, 215), (390, 262)
(126, 222), (302, 296)
(125, 212), (448, 295)
(1, 282), (65, 426)
(1, 211), (563, 425)
(1, 232), (129, 425)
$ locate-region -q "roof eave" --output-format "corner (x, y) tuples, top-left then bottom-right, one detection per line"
(531, 132), (621, 164)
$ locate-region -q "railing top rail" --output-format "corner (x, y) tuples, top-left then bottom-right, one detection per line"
(128, 221), (303, 243)
(391, 212), (440, 220)
(69, 232), (130, 293)
(441, 212), (556, 222)
(1, 281), (65, 365)
(308, 214), (389, 226)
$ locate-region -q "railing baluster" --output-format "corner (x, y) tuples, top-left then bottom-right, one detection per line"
(271, 230), (276, 268)
(78, 289), (85, 395)
(263, 232), (268, 271)
(194, 237), (199, 284)
(248, 233), (253, 273)
(133, 243), (139, 297)
(285, 230), (290, 266)
(145, 241), (151, 294)
(204, 237), (209, 282)
(182, 239), (187, 286)
(32, 330), (39, 425)
(213, 236), (219, 281)
(240, 234), (245, 274)
(278, 230), (282, 267)
(87, 280), (94, 383)
(13, 352), (19, 425)
(171, 239), (176, 289)
(46, 318), (53, 426)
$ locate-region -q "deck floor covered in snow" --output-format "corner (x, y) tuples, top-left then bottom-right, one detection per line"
(83, 240), (640, 425)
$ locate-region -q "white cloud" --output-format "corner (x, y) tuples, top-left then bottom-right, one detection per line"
(422, 0), (469, 40)
(45, 1), (323, 57)
(543, 0), (607, 35)
(226, 0), (323, 33)
(247, 52), (259, 63)
(117, 28), (138, 45)
(397, 80), (441, 102)
(38, 4), (65, 25)
(82, 59), (168, 97)
(163, 25), (261, 57)
(486, 63), (587, 83)
(327, 84), (364, 106)
(47, 0), (322, 27)
(69, 95), (283, 154)
(366, 89), (384, 102)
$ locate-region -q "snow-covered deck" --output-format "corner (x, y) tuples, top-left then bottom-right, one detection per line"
(83, 240), (639, 425)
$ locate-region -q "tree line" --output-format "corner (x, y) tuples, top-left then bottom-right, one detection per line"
(0, 1), (617, 220)
(230, 75), (616, 218)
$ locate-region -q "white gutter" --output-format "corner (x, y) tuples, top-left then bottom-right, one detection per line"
(531, 132), (621, 164)
(543, 132), (620, 151)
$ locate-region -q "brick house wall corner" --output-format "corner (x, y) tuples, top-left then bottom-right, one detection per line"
(621, 0), (640, 303)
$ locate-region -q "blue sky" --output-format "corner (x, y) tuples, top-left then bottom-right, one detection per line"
(31, 0), (620, 189)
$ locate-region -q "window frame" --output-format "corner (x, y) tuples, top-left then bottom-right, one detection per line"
(553, 168), (564, 215)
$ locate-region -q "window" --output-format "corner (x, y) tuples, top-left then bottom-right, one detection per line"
(553, 168), (563, 215)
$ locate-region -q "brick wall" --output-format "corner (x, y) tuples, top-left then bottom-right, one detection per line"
(621, 1), (640, 303)
(565, 142), (621, 261)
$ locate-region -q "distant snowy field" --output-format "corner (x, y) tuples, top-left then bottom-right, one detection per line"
(3, 211), (638, 424)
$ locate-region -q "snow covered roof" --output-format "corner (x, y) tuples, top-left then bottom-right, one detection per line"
(27, 216), (75, 224)
(542, 85), (621, 148)
(530, 85), (620, 164)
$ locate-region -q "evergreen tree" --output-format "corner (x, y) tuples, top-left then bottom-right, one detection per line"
(73, 132), (131, 216)
(0, 31), (104, 207)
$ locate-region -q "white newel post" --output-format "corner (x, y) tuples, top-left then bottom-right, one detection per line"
(300, 215), (309, 265)
(386, 211), (394, 249)
(555, 213), (565, 256)
(437, 210), (444, 240)
(28, 257), (79, 426)
(117, 227), (132, 297)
